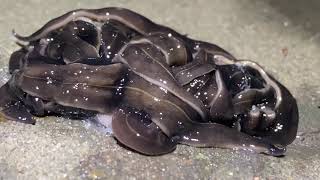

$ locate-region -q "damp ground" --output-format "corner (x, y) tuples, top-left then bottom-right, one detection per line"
(0, 0), (320, 179)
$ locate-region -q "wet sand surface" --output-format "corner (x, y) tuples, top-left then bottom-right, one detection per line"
(0, 0), (320, 179)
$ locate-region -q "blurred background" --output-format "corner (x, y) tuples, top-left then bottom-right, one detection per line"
(0, 0), (319, 179)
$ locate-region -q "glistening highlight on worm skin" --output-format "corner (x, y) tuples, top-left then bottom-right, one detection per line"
(1, 7), (298, 157)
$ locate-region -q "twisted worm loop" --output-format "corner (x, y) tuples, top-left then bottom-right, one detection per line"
(13, 7), (159, 41)
(236, 60), (282, 109)
(12, 7), (235, 61)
